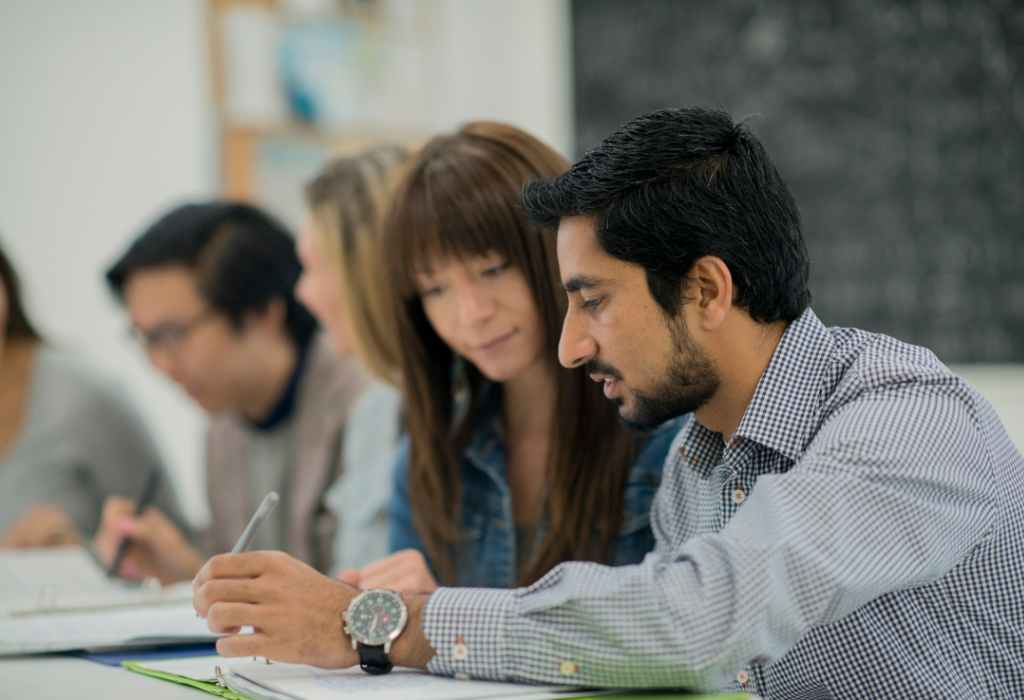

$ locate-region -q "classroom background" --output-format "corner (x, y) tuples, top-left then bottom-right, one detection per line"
(2, 0), (1021, 530)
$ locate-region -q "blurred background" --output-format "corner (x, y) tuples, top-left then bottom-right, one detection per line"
(1, 0), (1021, 530)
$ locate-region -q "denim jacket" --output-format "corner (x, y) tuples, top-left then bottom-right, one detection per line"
(388, 386), (686, 588)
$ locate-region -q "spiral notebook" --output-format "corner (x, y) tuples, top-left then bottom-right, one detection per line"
(125, 655), (749, 700)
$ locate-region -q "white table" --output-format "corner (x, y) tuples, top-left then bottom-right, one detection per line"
(0, 655), (201, 699)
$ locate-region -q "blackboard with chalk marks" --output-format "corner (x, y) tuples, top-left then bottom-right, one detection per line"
(571, 0), (1023, 363)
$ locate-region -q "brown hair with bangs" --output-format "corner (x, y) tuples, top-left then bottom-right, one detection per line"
(304, 144), (410, 383)
(384, 121), (638, 586)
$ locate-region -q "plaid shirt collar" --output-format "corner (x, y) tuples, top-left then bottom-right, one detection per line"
(680, 308), (833, 476)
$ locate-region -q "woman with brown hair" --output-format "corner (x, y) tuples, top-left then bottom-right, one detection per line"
(342, 122), (683, 590)
(0, 241), (183, 547)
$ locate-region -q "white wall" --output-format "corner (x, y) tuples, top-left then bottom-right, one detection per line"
(0, 0), (574, 529)
(431, 0), (574, 154)
(952, 365), (1024, 453)
(0, 0), (214, 525)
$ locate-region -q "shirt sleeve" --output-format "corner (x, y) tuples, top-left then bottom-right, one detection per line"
(70, 384), (187, 538)
(422, 386), (998, 690)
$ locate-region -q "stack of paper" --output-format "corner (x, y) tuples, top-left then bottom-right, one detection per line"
(0, 546), (193, 614)
(0, 547), (215, 655)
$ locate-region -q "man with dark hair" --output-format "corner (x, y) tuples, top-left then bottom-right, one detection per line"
(96, 202), (367, 583)
(192, 110), (1022, 698)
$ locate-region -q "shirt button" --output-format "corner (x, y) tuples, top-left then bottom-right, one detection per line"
(736, 670), (750, 686)
(452, 635), (468, 661)
(732, 488), (747, 505)
(560, 660), (579, 676)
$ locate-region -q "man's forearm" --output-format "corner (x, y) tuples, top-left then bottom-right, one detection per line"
(392, 593), (436, 669)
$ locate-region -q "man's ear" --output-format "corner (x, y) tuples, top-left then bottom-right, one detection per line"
(687, 256), (733, 330)
(244, 298), (287, 336)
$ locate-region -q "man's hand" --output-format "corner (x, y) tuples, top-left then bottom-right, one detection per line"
(0, 504), (81, 548)
(337, 549), (439, 593)
(94, 497), (202, 583)
(194, 551), (436, 669)
(193, 551), (357, 667)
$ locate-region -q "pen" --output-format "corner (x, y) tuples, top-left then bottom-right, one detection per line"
(231, 491), (280, 553)
(192, 492), (280, 620)
(107, 466), (162, 578)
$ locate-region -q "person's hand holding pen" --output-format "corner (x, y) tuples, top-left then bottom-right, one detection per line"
(94, 497), (203, 584)
(193, 491), (436, 670)
(193, 549), (434, 670)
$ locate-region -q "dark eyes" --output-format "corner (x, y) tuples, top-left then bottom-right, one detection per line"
(418, 260), (508, 298)
(481, 261), (509, 278)
(580, 296), (604, 311)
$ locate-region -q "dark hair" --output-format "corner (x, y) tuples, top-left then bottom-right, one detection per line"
(522, 107), (811, 323)
(384, 121), (637, 586)
(106, 202), (317, 346)
(0, 241), (41, 342)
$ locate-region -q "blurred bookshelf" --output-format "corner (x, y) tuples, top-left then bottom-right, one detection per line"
(206, 0), (426, 227)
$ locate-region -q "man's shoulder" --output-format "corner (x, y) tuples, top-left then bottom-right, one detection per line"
(812, 324), (988, 454)
(300, 334), (368, 408)
(824, 324), (963, 406)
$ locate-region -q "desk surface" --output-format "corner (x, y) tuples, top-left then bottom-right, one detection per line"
(1, 656), (201, 699)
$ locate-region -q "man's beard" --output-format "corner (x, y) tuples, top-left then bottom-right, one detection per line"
(595, 314), (720, 430)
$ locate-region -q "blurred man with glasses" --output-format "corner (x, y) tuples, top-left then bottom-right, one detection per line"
(95, 202), (366, 583)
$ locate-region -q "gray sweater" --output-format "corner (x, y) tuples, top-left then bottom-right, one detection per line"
(0, 346), (184, 536)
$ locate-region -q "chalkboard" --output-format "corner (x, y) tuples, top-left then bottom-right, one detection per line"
(572, 0), (1023, 363)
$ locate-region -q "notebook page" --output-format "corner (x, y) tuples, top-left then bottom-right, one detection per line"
(0, 547), (192, 616)
(0, 603), (216, 655)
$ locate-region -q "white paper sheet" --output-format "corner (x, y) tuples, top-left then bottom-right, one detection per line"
(0, 546), (193, 617)
(0, 547), (108, 595)
(0, 603), (216, 655)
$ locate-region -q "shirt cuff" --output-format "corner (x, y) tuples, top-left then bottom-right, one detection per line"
(423, 587), (514, 680)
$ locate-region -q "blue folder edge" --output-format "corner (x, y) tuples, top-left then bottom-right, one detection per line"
(73, 641), (217, 667)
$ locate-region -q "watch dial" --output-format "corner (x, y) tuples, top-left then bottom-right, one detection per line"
(349, 591), (404, 645)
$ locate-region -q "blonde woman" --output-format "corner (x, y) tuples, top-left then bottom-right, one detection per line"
(296, 144), (410, 573)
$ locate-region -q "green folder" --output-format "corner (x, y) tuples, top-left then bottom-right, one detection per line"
(123, 660), (250, 700)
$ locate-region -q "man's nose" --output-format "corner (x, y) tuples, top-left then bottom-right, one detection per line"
(558, 309), (596, 369)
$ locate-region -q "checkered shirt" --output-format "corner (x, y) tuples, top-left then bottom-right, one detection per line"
(421, 308), (1024, 698)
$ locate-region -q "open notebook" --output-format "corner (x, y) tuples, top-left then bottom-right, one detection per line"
(0, 547), (215, 655)
(125, 655), (749, 700)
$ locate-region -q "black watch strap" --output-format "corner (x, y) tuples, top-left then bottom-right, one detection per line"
(357, 643), (393, 675)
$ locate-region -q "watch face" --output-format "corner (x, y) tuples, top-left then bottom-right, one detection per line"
(346, 590), (407, 646)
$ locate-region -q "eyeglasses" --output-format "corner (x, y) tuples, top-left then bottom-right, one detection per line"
(129, 310), (215, 354)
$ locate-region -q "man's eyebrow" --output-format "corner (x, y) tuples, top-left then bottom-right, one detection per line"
(563, 275), (606, 293)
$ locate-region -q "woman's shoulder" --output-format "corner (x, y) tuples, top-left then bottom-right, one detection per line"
(32, 346), (146, 430)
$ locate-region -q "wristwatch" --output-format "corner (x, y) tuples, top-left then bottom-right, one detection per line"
(343, 589), (409, 675)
